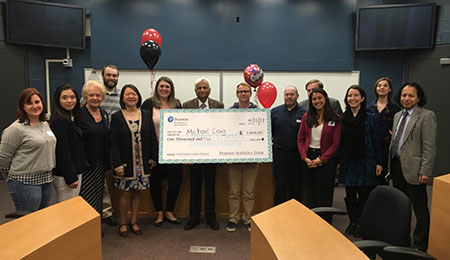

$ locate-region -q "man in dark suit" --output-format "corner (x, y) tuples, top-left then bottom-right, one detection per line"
(182, 77), (224, 231)
(298, 79), (343, 115)
(389, 82), (437, 252)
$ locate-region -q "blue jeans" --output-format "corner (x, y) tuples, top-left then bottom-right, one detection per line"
(7, 180), (52, 212)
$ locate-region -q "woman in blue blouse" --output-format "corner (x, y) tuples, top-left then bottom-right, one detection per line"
(367, 77), (401, 184)
(338, 85), (382, 237)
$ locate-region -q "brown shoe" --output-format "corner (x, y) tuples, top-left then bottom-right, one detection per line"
(129, 222), (143, 236)
(118, 224), (128, 237)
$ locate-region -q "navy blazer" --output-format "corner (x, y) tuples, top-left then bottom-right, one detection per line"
(50, 116), (88, 185)
(80, 106), (110, 170)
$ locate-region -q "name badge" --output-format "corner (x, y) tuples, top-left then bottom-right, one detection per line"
(46, 131), (55, 137)
(328, 121), (335, 126)
(296, 119), (301, 123)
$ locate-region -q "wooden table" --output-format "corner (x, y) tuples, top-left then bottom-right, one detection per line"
(250, 199), (369, 260)
(0, 197), (101, 260)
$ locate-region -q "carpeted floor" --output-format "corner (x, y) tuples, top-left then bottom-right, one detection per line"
(0, 181), (431, 260)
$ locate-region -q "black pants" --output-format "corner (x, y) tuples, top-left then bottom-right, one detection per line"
(188, 164), (217, 221)
(150, 164), (182, 212)
(302, 149), (336, 223)
(391, 157), (430, 251)
(273, 148), (302, 206)
(344, 186), (374, 223)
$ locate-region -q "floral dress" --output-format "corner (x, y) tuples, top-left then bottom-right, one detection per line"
(368, 101), (401, 182)
(114, 120), (150, 191)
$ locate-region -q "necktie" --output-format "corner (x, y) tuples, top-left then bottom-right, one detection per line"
(391, 111), (408, 158)
(200, 103), (206, 109)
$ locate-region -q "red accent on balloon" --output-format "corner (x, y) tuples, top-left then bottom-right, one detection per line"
(257, 82), (277, 108)
(243, 64), (264, 88)
(141, 28), (162, 47)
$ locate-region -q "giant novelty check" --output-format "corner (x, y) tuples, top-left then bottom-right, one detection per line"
(159, 109), (272, 164)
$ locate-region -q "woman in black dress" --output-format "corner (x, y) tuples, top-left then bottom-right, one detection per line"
(142, 76), (183, 226)
(367, 77), (401, 184)
(79, 80), (110, 214)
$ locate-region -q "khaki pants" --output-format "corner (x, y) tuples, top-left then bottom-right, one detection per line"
(102, 168), (114, 218)
(228, 163), (259, 224)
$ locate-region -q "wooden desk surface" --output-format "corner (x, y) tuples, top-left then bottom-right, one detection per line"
(251, 199), (369, 260)
(0, 196), (101, 260)
(429, 173), (450, 260)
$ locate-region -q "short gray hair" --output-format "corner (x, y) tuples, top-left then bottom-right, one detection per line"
(285, 85), (298, 94)
(82, 80), (106, 99)
(194, 77), (210, 88)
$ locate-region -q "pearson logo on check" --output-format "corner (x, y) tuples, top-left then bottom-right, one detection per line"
(166, 116), (189, 126)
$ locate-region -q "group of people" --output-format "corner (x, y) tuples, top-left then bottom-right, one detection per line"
(272, 78), (436, 252)
(0, 67), (436, 251)
(0, 65), (261, 237)
(0, 79), (112, 226)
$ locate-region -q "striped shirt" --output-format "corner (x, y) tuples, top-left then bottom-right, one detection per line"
(101, 87), (121, 124)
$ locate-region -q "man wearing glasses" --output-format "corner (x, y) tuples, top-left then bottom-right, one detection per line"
(226, 82), (259, 232)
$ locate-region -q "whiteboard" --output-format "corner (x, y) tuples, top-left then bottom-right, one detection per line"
(84, 69), (359, 109)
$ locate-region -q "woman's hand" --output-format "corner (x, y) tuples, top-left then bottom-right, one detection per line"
(114, 166), (125, 176)
(149, 159), (157, 169)
(310, 158), (322, 168)
(1, 170), (8, 179)
(69, 181), (79, 189)
(304, 158), (313, 167)
(375, 165), (383, 176)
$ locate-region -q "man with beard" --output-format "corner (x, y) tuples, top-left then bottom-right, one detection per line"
(100, 64), (121, 227)
(100, 65), (121, 121)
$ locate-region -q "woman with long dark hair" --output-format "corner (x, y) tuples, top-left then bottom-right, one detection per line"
(297, 88), (341, 223)
(141, 76), (183, 226)
(110, 84), (158, 237)
(0, 88), (56, 212)
(50, 84), (88, 202)
(338, 85), (382, 237)
(367, 77), (400, 184)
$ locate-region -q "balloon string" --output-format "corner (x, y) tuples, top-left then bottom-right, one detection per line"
(253, 88), (259, 107)
(150, 70), (156, 95)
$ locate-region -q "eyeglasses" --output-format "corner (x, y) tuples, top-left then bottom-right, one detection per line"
(236, 90), (251, 94)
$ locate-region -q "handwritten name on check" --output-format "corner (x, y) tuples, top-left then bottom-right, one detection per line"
(159, 109), (272, 164)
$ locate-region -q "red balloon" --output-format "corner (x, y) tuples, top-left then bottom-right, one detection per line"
(257, 82), (277, 108)
(141, 28), (162, 47)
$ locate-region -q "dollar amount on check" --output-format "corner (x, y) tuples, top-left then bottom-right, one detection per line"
(159, 109), (273, 164)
